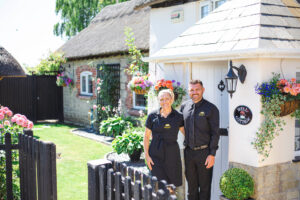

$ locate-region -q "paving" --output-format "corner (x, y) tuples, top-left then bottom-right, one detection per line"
(71, 128), (113, 145)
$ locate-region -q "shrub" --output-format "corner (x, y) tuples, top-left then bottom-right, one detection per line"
(112, 131), (144, 155)
(100, 116), (133, 137)
(220, 168), (254, 200)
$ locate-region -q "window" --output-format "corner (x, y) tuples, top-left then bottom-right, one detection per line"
(215, 0), (226, 8)
(201, 5), (209, 18)
(133, 92), (146, 110)
(295, 72), (300, 156)
(80, 71), (93, 95)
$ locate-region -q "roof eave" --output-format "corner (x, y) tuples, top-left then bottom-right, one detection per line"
(144, 48), (300, 63)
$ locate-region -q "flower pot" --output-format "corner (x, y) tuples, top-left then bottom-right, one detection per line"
(129, 149), (142, 162)
(220, 195), (254, 200)
(279, 100), (299, 117)
(134, 88), (147, 95)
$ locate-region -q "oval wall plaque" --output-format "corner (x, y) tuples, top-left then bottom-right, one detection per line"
(234, 105), (252, 125)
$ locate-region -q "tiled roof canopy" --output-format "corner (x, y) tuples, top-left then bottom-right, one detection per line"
(148, 0), (300, 62)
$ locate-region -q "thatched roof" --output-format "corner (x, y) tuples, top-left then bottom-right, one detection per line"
(0, 46), (25, 78)
(58, 0), (150, 60)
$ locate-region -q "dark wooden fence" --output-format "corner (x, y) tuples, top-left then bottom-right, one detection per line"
(0, 75), (63, 122)
(88, 159), (177, 200)
(0, 129), (57, 200)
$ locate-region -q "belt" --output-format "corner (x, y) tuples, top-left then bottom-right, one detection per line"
(189, 145), (208, 151)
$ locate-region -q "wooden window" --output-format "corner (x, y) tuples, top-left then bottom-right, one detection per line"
(80, 71), (93, 96)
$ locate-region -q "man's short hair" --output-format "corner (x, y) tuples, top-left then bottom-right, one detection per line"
(189, 80), (203, 87)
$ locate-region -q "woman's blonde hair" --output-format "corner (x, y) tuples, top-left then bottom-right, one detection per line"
(158, 89), (175, 102)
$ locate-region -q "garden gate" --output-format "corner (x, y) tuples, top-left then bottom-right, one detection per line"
(0, 75), (63, 122)
(0, 129), (57, 200)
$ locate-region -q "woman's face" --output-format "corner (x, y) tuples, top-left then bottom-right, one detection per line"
(159, 93), (173, 109)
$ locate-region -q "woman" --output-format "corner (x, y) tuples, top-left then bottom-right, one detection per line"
(144, 89), (185, 187)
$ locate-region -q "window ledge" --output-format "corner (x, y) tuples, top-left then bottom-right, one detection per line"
(292, 156), (300, 163)
(78, 95), (94, 100)
(128, 109), (143, 117)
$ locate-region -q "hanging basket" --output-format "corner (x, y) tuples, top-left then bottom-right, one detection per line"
(279, 100), (299, 117)
(134, 88), (147, 95)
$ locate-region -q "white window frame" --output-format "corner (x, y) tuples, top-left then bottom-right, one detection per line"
(132, 92), (146, 110)
(200, 2), (210, 19)
(80, 71), (93, 96)
(214, 0), (226, 9)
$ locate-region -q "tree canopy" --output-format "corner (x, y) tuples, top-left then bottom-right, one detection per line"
(54, 0), (128, 38)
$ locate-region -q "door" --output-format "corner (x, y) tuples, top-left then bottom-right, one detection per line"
(191, 61), (229, 200)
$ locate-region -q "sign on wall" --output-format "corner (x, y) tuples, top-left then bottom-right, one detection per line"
(171, 9), (184, 23)
(234, 105), (252, 125)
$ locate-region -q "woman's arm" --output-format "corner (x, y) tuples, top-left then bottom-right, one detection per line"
(144, 127), (154, 170)
(179, 126), (185, 136)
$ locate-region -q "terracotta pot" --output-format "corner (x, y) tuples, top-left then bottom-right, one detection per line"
(279, 100), (299, 117)
(134, 88), (147, 95)
(129, 149), (142, 162)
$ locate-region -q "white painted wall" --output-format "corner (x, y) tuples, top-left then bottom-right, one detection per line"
(229, 58), (299, 167)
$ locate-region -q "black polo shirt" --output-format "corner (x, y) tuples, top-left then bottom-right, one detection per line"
(180, 99), (220, 156)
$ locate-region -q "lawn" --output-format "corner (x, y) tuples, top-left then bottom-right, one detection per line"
(33, 123), (112, 200)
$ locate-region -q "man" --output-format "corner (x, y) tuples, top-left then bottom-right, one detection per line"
(180, 80), (220, 200)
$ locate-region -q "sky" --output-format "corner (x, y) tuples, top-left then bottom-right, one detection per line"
(0, 0), (66, 68)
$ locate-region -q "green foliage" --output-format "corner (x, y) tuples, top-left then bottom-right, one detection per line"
(124, 27), (148, 75)
(220, 168), (254, 200)
(54, 0), (128, 38)
(100, 116), (133, 137)
(112, 131), (144, 155)
(28, 52), (66, 75)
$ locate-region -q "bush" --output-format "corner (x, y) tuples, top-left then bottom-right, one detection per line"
(220, 168), (254, 200)
(112, 131), (144, 155)
(100, 116), (133, 137)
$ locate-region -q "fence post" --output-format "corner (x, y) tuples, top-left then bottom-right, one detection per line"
(144, 184), (153, 200)
(124, 176), (132, 200)
(107, 168), (115, 200)
(5, 133), (13, 200)
(99, 165), (108, 200)
(87, 159), (111, 200)
(115, 172), (123, 200)
(134, 180), (142, 200)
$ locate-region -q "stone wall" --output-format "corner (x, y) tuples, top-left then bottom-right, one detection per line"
(230, 161), (300, 200)
(62, 55), (143, 127)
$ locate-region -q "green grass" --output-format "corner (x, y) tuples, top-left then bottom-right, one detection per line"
(33, 123), (112, 200)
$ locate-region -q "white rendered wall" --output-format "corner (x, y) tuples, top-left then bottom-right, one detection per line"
(229, 58), (298, 167)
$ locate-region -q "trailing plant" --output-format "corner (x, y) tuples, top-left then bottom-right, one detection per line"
(56, 72), (74, 87)
(124, 27), (148, 76)
(153, 79), (186, 108)
(219, 168), (254, 200)
(112, 130), (144, 156)
(127, 73), (153, 94)
(0, 106), (33, 200)
(253, 73), (300, 160)
(99, 116), (133, 137)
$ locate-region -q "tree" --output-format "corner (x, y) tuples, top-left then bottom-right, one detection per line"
(54, 0), (128, 38)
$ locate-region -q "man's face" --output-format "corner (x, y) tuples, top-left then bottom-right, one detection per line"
(189, 83), (205, 103)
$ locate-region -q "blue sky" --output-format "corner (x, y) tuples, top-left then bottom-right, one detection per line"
(0, 0), (66, 67)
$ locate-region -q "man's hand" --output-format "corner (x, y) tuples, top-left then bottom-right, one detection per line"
(205, 155), (215, 169)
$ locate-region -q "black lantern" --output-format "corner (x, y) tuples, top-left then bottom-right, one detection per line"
(225, 60), (247, 98)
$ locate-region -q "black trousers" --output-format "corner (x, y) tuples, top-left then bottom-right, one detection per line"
(184, 147), (213, 200)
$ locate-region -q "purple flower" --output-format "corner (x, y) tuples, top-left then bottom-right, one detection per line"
(177, 82), (181, 86)
(172, 80), (176, 83)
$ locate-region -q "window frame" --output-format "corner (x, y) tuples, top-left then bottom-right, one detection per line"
(200, 2), (210, 19)
(295, 71), (300, 157)
(132, 92), (146, 110)
(80, 71), (93, 96)
(214, 0), (226, 9)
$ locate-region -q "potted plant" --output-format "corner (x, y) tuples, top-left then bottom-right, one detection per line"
(154, 79), (186, 108)
(128, 74), (153, 95)
(253, 73), (300, 159)
(219, 168), (254, 200)
(56, 73), (74, 87)
(112, 131), (144, 162)
(99, 116), (133, 137)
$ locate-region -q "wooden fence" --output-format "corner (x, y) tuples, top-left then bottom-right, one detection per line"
(0, 129), (57, 200)
(88, 159), (177, 200)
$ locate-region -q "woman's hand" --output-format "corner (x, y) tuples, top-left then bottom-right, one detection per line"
(145, 154), (154, 170)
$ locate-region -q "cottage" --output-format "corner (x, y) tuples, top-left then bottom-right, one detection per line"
(136, 0), (300, 199)
(58, 0), (150, 126)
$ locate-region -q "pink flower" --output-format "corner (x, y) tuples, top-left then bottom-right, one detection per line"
(102, 106), (106, 111)
(0, 124), (3, 128)
(97, 87), (101, 91)
(22, 120), (28, 128)
(6, 110), (13, 117)
(16, 118), (24, 126)
(27, 121), (33, 129)
(4, 120), (10, 126)
(93, 105), (97, 110)
(97, 78), (101, 84)
(11, 116), (17, 123)
(0, 113), (4, 120)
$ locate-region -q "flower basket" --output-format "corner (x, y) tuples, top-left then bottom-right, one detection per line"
(279, 100), (299, 117)
(134, 88), (147, 95)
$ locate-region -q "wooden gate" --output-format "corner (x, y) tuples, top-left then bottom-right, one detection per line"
(0, 75), (63, 122)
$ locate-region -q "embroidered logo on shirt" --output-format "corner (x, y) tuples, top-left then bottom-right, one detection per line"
(199, 111), (205, 116)
(164, 124), (171, 129)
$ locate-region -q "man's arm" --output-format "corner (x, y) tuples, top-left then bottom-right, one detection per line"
(208, 105), (220, 156)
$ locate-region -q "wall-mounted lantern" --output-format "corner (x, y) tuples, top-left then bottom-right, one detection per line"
(225, 60), (247, 98)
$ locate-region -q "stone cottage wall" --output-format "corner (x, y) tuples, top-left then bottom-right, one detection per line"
(62, 55), (143, 127)
(230, 161), (300, 200)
